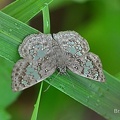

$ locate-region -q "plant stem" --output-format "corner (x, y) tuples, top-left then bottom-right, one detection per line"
(42, 5), (51, 34)
(31, 82), (43, 120)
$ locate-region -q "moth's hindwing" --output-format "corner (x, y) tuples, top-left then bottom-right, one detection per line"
(12, 53), (56, 91)
(67, 52), (105, 82)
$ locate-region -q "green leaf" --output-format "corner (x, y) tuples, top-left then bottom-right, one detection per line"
(0, 11), (38, 62)
(2, 0), (53, 23)
(42, 5), (51, 34)
(47, 70), (120, 120)
(31, 82), (43, 120)
(0, 11), (120, 120)
(0, 57), (20, 109)
(0, 57), (20, 120)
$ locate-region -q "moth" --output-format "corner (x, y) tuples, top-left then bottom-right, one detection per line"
(12, 31), (105, 91)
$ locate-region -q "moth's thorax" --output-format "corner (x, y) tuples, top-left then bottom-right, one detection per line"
(56, 50), (68, 74)
(57, 65), (67, 74)
(53, 40), (68, 74)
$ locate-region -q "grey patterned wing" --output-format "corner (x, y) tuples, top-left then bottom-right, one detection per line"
(67, 52), (105, 82)
(53, 31), (90, 57)
(12, 54), (56, 91)
(19, 33), (53, 60)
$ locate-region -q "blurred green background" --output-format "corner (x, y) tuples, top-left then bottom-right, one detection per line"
(0, 0), (120, 120)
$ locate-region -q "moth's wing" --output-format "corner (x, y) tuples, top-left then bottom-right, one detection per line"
(67, 52), (105, 82)
(53, 31), (90, 57)
(19, 33), (53, 60)
(12, 54), (56, 91)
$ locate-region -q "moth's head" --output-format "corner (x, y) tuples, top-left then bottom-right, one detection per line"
(57, 66), (67, 74)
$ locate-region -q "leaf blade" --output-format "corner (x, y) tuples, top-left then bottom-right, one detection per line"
(0, 11), (120, 120)
(0, 11), (38, 62)
(0, 57), (20, 109)
(2, 0), (53, 23)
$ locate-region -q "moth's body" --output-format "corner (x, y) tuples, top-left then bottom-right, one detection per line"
(52, 39), (68, 74)
(12, 31), (105, 91)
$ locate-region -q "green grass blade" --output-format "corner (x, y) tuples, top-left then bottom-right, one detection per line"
(0, 11), (38, 62)
(2, 0), (53, 23)
(31, 5), (50, 120)
(0, 11), (120, 120)
(0, 57), (20, 109)
(42, 5), (50, 34)
(47, 70), (120, 120)
(31, 82), (43, 120)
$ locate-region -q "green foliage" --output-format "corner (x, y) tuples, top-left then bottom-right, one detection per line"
(2, 0), (53, 23)
(0, 0), (120, 120)
(0, 11), (38, 62)
(0, 57), (20, 120)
